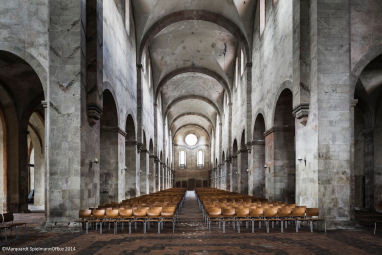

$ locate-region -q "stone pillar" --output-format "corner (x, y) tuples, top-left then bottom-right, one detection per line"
(139, 148), (149, 195)
(227, 158), (232, 191)
(125, 141), (138, 198)
(46, 0), (82, 225)
(252, 140), (265, 197)
(154, 157), (160, 191)
(239, 148), (249, 194)
(149, 154), (155, 193)
(161, 162), (165, 190)
(232, 155), (238, 192)
(224, 160), (229, 191)
(264, 130), (274, 201)
(315, 0), (351, 227)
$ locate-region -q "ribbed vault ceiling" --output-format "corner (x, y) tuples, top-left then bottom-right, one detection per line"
(132, 0), (256, 138)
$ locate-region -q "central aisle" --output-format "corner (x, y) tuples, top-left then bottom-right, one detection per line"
(176, 190), (205, 232)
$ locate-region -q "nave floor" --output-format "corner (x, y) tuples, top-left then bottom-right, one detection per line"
(1, 191), (382, 254)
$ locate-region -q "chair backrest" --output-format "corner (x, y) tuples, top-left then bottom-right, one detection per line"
(208, 207), (222, 216)
(277, 207), (292, 217)
(133, 208), (148, 217)
(222, 208), (235, 216)
(2, 212), (13, 223)
(306, 208), (319, 217)
(147, 207), (162, 216)
(263, 208), (277, 217)
(79, 209), (92, 218)
(236, 207), (249, 217)
(106, 209), (119, 218)
(92, 209), (105, 218)
(119, 208), (133, 217)
(292, 207), (306, 217)
(250, 207), (264, 217)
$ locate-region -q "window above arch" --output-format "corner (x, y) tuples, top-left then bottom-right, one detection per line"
(260, 0), (266, 36)
(197, 150), (204, 167)
(179, 150), (186, 168)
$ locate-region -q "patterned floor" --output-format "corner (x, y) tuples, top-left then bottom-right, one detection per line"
(1, 191), (382, 254)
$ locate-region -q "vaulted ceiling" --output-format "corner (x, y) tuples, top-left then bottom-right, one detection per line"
(132, 0), (256, 137)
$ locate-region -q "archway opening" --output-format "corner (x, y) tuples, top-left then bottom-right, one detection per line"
(0, 50), (45, 213)
(100, 90), (119, 205)
(252, 114), (266, 197)
(125, 115), (136, 198)
(27, 112), (45, 212)
(274, 89), (295, 203)
(353, 54), (382, 210)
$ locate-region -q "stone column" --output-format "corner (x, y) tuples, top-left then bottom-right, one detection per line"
(154, 157), (160, 191)
(149, 154), (155, 193)
(46, 0), (82, 225)
(315, 0), (351, 227)
(139, 148), (149, 195)
(232, 155), (238, 192)
(264, 130), (274, 201)
(161, 162), (165, 190)
(239, 148), (249, 194)
(125, 141), (138, 198)
(252, 140), (265, 197)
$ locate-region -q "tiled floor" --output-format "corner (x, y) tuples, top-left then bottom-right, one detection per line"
(1, 191), (382, 254)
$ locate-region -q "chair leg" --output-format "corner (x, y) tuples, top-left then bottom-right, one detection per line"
(281, 221), (283, 233)
(374, 222), (376, 235)
(252, 220), (254, 233)
(310, 221), (313, 232)
(114, 221), (117, 234)
(223, 221), (226, 233)
(237, 221), (240, 233)
(266, 221), (269, 233)
(86, 222), (88, 234)
(144, 222), (147, 234)
(295, 221), (299, 233)
(129, 221), (132, 234)
(172, 221), (175, 233)
(158, 221), (161, 234)
(100, 222), (103, 234)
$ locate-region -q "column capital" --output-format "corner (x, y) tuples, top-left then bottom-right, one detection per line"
(137, 142), (144, 153)
(87, 104), (103, 126)
(292, 103), (310, 126)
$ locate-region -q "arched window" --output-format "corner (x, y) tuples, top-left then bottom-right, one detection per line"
(125, 0), (130, 35)
(179, 150), (186, 168)
(197, 150), (204, 167)
(235, 57), (239, 88)
(260, 0), (266, 36)
(240, 49), (245, 76)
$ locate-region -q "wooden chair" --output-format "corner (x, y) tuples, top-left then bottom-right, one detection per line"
(146, 207), (162, 234)
(222, 208), (236, 233)
(277, 207), (292, 232)
(77, 209), (92, 234)
(119, 208), (133, 234)
(250, 207), (264, 232)
(235, 207), (250, 233)
(161, 207), (176, 233)
(263, 208), (278, 233)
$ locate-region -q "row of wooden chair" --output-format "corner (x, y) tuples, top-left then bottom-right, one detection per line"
(77, 188), (186, 234)
(196, 188), (325, 233)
